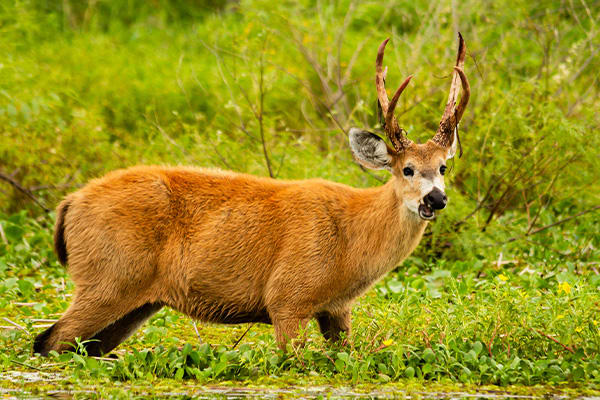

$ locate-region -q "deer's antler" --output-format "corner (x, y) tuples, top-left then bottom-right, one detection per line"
(376, 38), (412, 153)
(431, 32), (471, 149)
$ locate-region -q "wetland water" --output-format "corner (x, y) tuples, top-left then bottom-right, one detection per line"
(1, 372), (595, 400)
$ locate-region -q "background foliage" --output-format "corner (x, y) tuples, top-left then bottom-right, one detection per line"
(0, 0), (599, 396)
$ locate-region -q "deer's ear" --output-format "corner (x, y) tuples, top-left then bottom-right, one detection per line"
(349, 128), (395, 171)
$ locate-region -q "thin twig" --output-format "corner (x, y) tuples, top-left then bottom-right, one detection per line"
(533, 328), (575, 354)
(10, 359), (43, 371)
(0, 172), (50, 213)
(529, 204), (600, 235)
(371, 341), (393, 353)
(258, 36), (274, 178)
(2, 317), (29, 334)
(488, 317), (499, 358)
(499, 205), (600, 245)
(0, 222), (7, 245)
(192, 321), (202, 344)
(555, 45), (600, 96)
(92, 356), (117, 362)
(230, 323), (255, 350)
(421, 330), (432, 349)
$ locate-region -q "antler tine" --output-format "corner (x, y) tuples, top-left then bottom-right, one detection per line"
(375, 38), (391, 115)
(453, 66), (470, 123)
(375, 38), (412, 152)
(432, 32), (471, 149)
(385, 75), (413, 132)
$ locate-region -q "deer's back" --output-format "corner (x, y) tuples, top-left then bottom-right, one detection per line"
(61, 166), (355, 318)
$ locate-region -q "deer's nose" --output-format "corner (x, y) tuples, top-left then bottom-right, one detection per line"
(424, 188), (447, 210)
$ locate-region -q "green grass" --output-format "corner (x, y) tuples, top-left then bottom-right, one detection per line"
(1, 0), (599, 397)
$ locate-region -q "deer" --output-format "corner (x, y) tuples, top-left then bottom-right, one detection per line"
(33, 34), (470, 357)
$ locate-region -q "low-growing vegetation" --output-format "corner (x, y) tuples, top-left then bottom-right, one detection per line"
(0, 0), (599, 397)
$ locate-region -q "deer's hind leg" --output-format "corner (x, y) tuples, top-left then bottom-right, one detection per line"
(83, 302), (163, 356)
(33, 287), (154, 357)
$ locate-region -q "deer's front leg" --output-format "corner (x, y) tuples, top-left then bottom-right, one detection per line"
(271, 314), (310, 351)
(317, 307), (351, 343)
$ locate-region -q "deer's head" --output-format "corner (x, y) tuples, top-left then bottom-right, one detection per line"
(350, 34), (470, 221)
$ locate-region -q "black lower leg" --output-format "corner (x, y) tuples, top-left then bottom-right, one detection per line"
(33, 323), (57, 356)
(84, 302), (163, 356)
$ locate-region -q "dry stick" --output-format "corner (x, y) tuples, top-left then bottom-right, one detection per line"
(258, 38), (274, 178)
(522, 189), (531, 227)
(321, 351), (335, 367)
(533, 328), (575, 354)
(366, 329), (383, 356)
(481, 149), (569, 231)
(2, 317), (28, 334)
(200, 38), (260, 147)
(500, 204), (600, 245)
(555, 44), (600, 96)
(525, 154), (577, 234)
(0, 222), (7, 245)
(530, 204), (600, 235)
(92, 356), (117, 362)
(192, 321), (203, 344)
(0, 172), (50, 213)
(567, 73), (599, 116)
(487, 317), (499, 358)
(334, 0), (356, 117)
(454, 151), (529, 228)
(283, 28), (349, 135)
(371, 339), (394, 354)
(466, 135), (549, 227)
(203, 39), (347, 136)
(481, 151), (556, 229)
(10, 359), (43, 371)
(207, 38), (274, 176)
(421, 330), (432, 349)
(230, 323), (255, 350)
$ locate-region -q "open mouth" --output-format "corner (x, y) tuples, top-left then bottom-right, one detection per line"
(418, 203), (435, 220)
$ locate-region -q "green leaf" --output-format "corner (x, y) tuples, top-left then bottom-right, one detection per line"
(422, 348), (435, 363)
(572, 367), (585, 381)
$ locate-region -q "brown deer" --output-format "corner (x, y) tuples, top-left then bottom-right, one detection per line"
(34, 34), (470, 356)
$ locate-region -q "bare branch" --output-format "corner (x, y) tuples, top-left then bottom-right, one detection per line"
(258, 37), (274, 178)
(231, 323), (255, 350)
(499, 205), (600, 245)
(0, 172), (50, 213)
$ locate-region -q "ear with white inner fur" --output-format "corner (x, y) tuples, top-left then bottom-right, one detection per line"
(446, 129), (458, 160)
(349, 128), (395, 171)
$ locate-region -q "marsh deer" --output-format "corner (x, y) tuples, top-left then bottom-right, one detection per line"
(34, 34), (470, 356)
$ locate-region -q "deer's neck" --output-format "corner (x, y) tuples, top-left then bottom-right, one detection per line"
(344, 178), (427, 278)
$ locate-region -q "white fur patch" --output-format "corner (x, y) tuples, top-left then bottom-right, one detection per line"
(405, 175), (446, 217)
(446, 128), (458, 160)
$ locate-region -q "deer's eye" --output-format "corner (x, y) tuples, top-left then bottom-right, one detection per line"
(440, 165), (447, 175)
(403, 167), (414, 177)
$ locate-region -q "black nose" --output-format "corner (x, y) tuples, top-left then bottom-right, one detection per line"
(424, 188), (447, 210)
